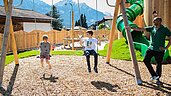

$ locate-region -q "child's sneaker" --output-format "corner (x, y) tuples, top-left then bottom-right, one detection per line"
(88, 68), (91, 73)
(150, 76), (159, 82)
(156, 80), (162, 85)
(43, 73), (45, 78)
(40, 73), (45, 79)
(50, 74), (53, 78)
(94, 67), (98, 73)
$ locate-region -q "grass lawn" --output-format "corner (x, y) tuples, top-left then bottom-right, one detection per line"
(99, 38), (143, 61)
(5, 38), (171, 65)
(5, 50), (83, 65)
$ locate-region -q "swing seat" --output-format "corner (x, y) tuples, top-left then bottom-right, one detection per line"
(36, 55), (40, 58)
(36, 55), (52, 58)
(83, 50), (99, 56)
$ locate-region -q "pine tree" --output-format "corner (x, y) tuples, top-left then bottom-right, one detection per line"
(75, 14), (88, 28)
(83, 14), (88, 28)
(46, 5), (63, 30)
(75, 21), (78, 26)
(78, 19), (81, 26)
(80, 14), (84, 27)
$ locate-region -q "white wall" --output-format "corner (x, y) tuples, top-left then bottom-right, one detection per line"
(23, 22), (52, 32)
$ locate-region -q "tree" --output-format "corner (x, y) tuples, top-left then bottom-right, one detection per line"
(98, 23), (110, 30)
(83, 14), (88, 28)
(75, 14), (88, 28)
(46, 5), (63, 30)
(75, 21), (78, 26)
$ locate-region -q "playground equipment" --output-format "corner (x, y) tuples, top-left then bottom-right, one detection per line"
(0, 0), (21, 87)
(106, 0), (171, 85)
(116, 0), (170, 62)
(120, 0), (142, 85)
(0, 0), (14, 87)
(106, 0), (143, 85)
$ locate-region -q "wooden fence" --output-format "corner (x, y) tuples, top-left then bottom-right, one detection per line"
(0, 29), (114, 52)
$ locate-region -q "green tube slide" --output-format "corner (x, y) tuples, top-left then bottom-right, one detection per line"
(116, 0), (170, 63)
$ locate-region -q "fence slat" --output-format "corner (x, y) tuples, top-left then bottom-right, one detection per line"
(0, 29), (113, 53)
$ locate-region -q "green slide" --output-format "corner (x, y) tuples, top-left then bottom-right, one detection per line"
(116, 0), (170, 62)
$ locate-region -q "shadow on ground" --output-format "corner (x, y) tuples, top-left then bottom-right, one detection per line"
(108, 64), (171, 95)
(108, 64), (135, 77)
(41, 75), (58, 82)
(141, 81), (171, 95)
(0, 64), (19, 95)
(91, 81), (120, 92)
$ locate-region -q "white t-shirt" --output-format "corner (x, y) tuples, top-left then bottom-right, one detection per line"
(82, 37), (98, 52)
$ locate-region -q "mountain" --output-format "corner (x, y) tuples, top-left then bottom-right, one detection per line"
(0, 0), (51, 14)
(0, 0), (106, 27)
(55, 0), (106, 27)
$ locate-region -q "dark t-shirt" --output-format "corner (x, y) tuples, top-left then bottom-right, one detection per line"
(145, 25), (171, 52)
(40, 41), (51, 56)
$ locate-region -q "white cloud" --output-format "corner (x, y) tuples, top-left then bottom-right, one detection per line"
(41, 0), (115, 15)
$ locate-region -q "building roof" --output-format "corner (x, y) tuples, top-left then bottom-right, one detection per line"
(74, 26), (86, 30)
(95, 16), (113, 25)
(103, 16), (113, 20)
(0, 6), (53, 23)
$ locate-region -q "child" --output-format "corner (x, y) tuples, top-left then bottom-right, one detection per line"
(39, 35), (52, 77)
(80, 30), (98, 73)
(52, 43), (56, 51)
(152, 11), (158, 18)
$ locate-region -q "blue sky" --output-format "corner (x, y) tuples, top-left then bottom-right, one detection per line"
(41, 0), (115, 15)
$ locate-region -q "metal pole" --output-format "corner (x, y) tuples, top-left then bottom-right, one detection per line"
(68, 3), (74, 50)
(106, 0), (115, 7)
(120, 0), (142, 85)
(0, 0), (13, 87)
(33, 0), (36, 29)
(65, 3), (74, 50)
(13, 0), (23, 7)
(51, 0), (53, 30)
(95, 0), (98, 30)
(70, 10), (71, 29)
(77, 0), (82, 38)
(77, 0), (82, 27)
(96, 0), (98, 22)
(71, 8), (75, 50)
(95, 0), (99, 52)
(106, 0), (120, 64)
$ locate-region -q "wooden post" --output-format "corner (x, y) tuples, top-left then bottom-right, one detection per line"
(84, 30), (86, 37)
(117, 7), (121, 39)
(164, 0), (169, 28)
(106, 0), (121, 64)
(0, 0), (13, 87)
(4, 1), (19, 65)
(71, 10), (74, 50)
(120, 0), (142, 85)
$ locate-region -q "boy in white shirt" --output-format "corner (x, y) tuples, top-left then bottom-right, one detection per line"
(80, 30), (98, 73)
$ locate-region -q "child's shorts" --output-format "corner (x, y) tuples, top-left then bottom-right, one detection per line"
(40, 55), (50, 60)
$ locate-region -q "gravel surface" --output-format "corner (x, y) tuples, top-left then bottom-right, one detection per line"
(1, 55), (171, 96)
